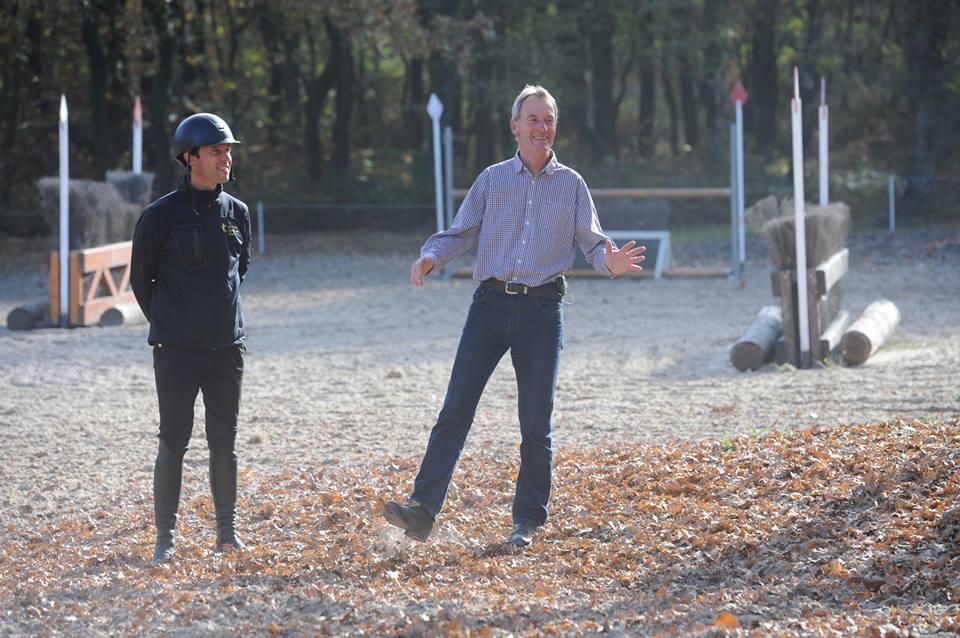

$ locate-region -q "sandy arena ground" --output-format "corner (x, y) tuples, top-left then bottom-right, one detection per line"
(0, 227), (958, 532)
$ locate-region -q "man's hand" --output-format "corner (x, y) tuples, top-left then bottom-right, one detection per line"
(410, 255), (435, 287)
(603, 239), (646, 276)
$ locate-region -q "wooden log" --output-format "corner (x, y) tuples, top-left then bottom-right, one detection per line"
(841, 300), (901, 366)
(99, 302), (146, 327)
(731, 306), (783, 371)
(819, 310), (850, 359)
(6, 301), (50, 331)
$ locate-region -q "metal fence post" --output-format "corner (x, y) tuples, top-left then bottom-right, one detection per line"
(257, 201), (265, 254)
(729, 124), (740, 279)
(887, 175), (896, 233)
(443, 126), (454, 230)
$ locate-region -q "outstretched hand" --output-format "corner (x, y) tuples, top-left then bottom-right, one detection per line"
(410, 255), (435, 287)
(603, 239), (646, 276)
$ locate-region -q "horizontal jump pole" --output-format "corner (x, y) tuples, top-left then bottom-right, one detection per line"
(452, 187), (730, 199)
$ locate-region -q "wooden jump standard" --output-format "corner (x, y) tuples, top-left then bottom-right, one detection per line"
(772, 247), (850, 365)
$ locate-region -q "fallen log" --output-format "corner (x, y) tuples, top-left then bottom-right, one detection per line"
(731, 306), (782, 371)
(819, 310), (850, 360)
(841, 299), (900, 366)
(99, 302), (146, 327)
(6, 301), (50, 331)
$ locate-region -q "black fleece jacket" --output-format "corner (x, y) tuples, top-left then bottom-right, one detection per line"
(131, 175), (251, 350)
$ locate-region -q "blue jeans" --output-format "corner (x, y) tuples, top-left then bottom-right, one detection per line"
(411, 284), (564, 527)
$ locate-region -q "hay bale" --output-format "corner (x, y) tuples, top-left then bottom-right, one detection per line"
(36, 178), (142, 249)
(762, 202), (850, 270)
(106, 170), (155, 207)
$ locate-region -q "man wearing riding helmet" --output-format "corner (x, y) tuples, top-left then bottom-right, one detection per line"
(131, 113), (252, 562)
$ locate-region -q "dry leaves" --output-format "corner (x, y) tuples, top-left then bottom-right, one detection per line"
(2, 417), (959, 636)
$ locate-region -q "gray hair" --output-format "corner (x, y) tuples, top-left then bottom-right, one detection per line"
(511, 85), (558, 121)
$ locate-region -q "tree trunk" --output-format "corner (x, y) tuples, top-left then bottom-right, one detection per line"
(145, 0), (178, 190)
(678, 49), (700, 151)
(661, 54), (680, 156)
(404, 58), (425, 150)
(901, 0), (948, 205)
(429, 54), (462, 133)
(184, 0), (211, 90)
(589, 1), (617, 160)
(637, 49), (656, 158)
(78, 1), (127, 181)
(699, 0), (725, 168)
(258, 6), (286, 146)
(327, 18), (354, 187)
(748, 0), (778, 152)
(304, 15), (336, 180)
(800, 0), (823, 152)
(468, 58), (495, 173)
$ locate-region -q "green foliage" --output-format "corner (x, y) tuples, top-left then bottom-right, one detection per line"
(1, 0), (959, 234)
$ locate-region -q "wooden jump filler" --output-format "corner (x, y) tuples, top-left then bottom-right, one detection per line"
(771, 243), (850, 365)
(47, 240), (137, 327)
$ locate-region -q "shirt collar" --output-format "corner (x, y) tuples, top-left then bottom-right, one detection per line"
(512, 151), (559, 176)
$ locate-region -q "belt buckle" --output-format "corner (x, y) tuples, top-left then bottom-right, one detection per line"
(504, 281), (526, 295)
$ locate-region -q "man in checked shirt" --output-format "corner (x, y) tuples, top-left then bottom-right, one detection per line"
(383, 85), (645, 548)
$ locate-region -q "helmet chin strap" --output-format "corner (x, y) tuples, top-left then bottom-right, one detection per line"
(184, 161), (201, 217)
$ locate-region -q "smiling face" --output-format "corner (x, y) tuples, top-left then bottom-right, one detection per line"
(187, 143), (233, 190)
(510, 95), (557, 171)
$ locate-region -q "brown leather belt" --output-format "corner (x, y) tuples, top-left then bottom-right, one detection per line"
(482, 278), (563, 302)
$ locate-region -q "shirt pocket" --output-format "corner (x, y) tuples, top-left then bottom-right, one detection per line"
(170, 223), (206, 270)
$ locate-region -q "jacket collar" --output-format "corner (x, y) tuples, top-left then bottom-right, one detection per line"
(177, 172), (224, 197)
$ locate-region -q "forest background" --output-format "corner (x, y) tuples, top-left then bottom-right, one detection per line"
(1, 0), (958, 236)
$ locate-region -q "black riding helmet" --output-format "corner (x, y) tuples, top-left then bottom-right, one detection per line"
(173, 113), (241, 166)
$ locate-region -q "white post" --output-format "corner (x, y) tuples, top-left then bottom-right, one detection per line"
(426, 94), (445, 236)
(132, 95), (143, 174)
(256, 201), (265, 254)
(735, 100), (746, 273)
(729, 123), (739, 279)
(443, 125), (454, 230)
(58, 95), (70, 328)
(791, 68), (811, 368)
(888, 176), (896, 233)
(818, 78), (828, 206)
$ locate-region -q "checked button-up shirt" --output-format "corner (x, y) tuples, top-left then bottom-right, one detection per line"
(421, 152), (612, 287)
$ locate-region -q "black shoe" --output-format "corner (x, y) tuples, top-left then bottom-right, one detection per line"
(215, 537), (248, 553)
(382, 500), (434, 542)
(507, 523), (537, 548)
(151, 540), (175, 563)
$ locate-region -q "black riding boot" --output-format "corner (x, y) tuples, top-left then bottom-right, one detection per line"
(152, 440), (184, 563)
(209, 446), (247, 552)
